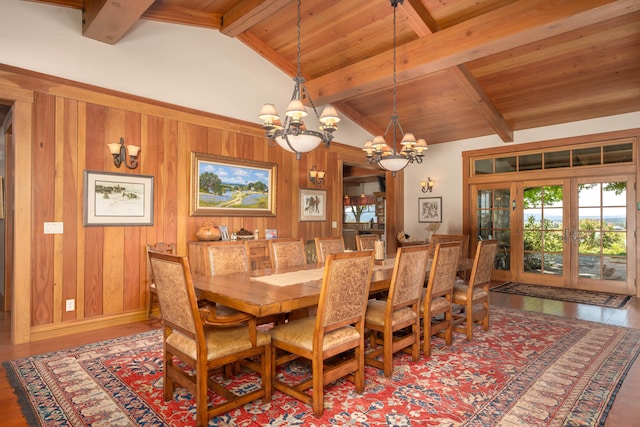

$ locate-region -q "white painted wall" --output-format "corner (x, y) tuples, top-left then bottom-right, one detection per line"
(0, 0), (372, 146)
(1, 0), (638, 238)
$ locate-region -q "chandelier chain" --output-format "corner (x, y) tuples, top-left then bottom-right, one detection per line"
(258, 0), (340, 160)
(392, 4), (397, 118)
(296, 0), (302, 79)
(361, 0), (427, 173)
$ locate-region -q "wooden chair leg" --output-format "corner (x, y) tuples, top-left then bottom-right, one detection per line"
(383, 328), (393, 377)
(355, 344), (365, 393)
(423, 323), (432, 358)
(147, 293), (153, 319)
(444, 309), (453, 346)
(312, 355), (324, 416)
(196, 366), (208, 427)
(411, 323), (420, 362)
(482, 302), (490, 330)
(465, 305), (473, 340)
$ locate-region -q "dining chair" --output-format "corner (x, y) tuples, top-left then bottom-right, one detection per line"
(452, 239), (498, 340)
(430, 234), (470, 280)
(205, 241), (282, 325)
(204, 240), (251, 276)
(145, 242), (176, 319)
(364, 244), (430, 377)
(269, 238), (310, 320)
(270, 251), (374, 416)
(269, 238), (307, 269)
(148, 252), (271, 427)
(421, 241), (461, 357)
(314, 236), (345, 263)
(430, 234), (469, 262)
(356, 234), (379, 251)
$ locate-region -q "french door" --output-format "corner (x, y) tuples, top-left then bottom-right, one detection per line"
(472, 175), (635, 294)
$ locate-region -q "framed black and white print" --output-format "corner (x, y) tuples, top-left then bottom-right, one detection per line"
(83, 170), (154, 226)
(418, 197), (442, 223)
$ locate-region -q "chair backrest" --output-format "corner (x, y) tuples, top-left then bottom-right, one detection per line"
(316, 251), (374, 332)
(148, 252), (202, 339)
(146, 242), (176, 286)
(387, 245), (430, 309)
(356, 234), (379, 251)
(314, 236), (346, 263)
(468, 240), (498, 288)
(205, 241), (250, 276)
(425, 242), (462, 300)
(430, 234), (469, 261)
(269, 239), (307, 269)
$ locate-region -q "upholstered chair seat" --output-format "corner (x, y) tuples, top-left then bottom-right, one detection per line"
(270, 317), (361, 352)
(452, 285), (489, 303)
(166, 326), (271, 360)
(421, 293), (452, 314)
(365, 300), (417, 326)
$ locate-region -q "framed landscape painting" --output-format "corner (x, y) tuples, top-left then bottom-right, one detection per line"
(83, 170), (154, 226)
(190, 152), (276, 216)
(300, 188), (326, 221)
(418, 196), (442, 223)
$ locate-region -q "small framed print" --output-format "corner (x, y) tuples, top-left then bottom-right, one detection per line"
(219, 225), (230, 240)
(265, 229), (278, 239)
(83, 170), (154, 226)
(418, 197), (442, 223)
(299, 188), (326, 221)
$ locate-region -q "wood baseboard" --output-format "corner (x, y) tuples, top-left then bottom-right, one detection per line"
(29, 311), (152, 342)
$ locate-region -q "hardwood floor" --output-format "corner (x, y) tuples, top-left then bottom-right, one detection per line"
(1, 291), (638, 426)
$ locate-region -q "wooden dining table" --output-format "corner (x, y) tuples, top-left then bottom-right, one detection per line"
(191, 254), (474, 318)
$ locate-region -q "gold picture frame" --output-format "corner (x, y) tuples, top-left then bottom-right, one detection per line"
(190, 152), (277, 216)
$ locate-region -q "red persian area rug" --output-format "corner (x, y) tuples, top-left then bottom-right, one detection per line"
(5, 307), (640, 426)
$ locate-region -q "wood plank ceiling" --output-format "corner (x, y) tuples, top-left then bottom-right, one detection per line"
(18, 0), (640, 147)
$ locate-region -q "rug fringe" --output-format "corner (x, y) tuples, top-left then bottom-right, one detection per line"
(596, 334), (640, 426)
(3, 360), (41, 427)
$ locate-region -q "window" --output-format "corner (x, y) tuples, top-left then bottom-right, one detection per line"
(472, 139), (633, 176)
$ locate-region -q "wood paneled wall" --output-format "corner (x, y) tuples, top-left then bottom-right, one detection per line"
(0, 64), (403, 342)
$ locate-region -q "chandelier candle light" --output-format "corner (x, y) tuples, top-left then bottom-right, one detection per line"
(362, 0), (427, 173)
(259, 0), (340, 160)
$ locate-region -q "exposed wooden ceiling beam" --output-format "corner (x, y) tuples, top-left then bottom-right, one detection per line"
(142, 4), (222, 29)
(221, 0), (291, 38)
(82, 0), (155, 45)
(237, 31), (297, 76)
(401, 0), (514, 142)
(305, 0), (639, 107)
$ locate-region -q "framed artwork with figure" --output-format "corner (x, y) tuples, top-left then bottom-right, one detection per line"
(419, 197), (442, 223)
(299, 188), (326, 221)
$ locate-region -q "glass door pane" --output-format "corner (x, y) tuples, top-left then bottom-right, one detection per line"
(476, 187), (511, 272)
(522, 184), (566, 280)
(576, 181), (629, 286)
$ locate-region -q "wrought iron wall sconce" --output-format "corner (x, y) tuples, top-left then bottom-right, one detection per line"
(308, 165), (325, 185)
(108, 137), (140, 169)
(420, 177), (434, 192)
